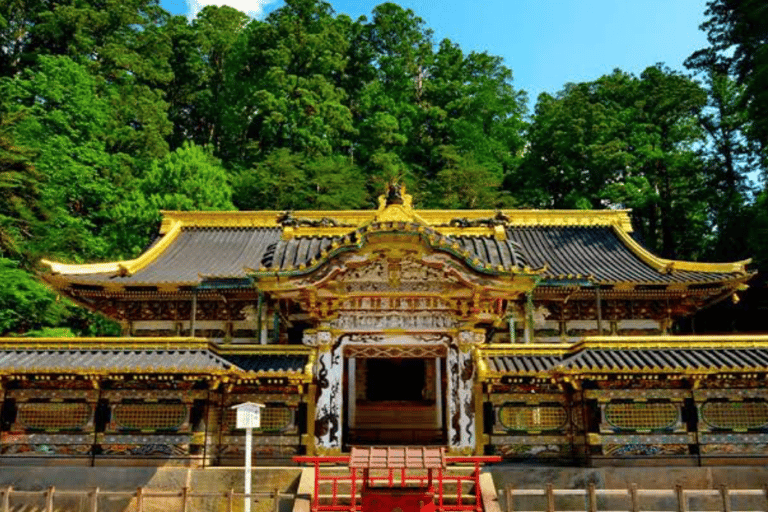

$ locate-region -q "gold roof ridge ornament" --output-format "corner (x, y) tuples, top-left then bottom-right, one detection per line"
(373, 182), (428, 225)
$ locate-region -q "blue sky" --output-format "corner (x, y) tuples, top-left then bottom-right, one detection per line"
(160, 0), (710, 106)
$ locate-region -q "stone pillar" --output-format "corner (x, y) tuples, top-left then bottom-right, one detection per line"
(303, 330), (342, 454)
(447, 330), (483, 454)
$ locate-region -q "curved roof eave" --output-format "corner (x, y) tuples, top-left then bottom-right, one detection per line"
(41, 220), (184, 277)
(38, 207), (752, 288)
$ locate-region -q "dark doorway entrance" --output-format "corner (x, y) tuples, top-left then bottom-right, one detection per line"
(345, 357), (446, 447)
(366, 358), (425, 401)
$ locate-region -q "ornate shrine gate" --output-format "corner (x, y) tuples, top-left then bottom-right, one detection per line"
(252, 190), (539, 455)
(303, 331), (483, 453)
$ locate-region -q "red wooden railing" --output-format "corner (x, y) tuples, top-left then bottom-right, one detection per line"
(294, 449), (500, 512)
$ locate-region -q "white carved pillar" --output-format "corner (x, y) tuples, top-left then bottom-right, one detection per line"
(447, 330), (483, 454)
(303, 330), (343, 454)
(435, 357), (442, 429)
(348, 357), (356, 428)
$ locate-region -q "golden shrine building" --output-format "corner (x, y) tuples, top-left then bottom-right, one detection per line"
(3, 186), (766, 467)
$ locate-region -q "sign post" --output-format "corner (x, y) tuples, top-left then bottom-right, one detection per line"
(232, 402), (265, 512)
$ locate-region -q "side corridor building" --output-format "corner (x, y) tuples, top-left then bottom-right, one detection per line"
(2, 186), (765, 466)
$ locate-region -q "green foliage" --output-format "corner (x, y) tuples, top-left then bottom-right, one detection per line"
(687, 0), (768, 157)
(514, 67), (710, 258)
(434, 146), (510, 209)
(220, 0), (355, 161)
(165, 6), (249, 150)
(697, 70), (760, 262)
(233, 149), (368, 210)
(108, 142), (234, 256)
(0, 258), (67, 335)
(0, 109), (42, 258)
(140, 141), (234, 211)
(3, 55), (121, 261)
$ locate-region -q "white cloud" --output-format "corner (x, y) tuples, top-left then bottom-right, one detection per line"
(185, 0), (279, 20)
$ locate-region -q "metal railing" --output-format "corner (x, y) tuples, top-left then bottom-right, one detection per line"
(0, 486), (295, 512)
(503, 484), (768, 512)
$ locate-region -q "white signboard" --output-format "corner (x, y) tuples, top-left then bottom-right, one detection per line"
(232, 402), (265, 429)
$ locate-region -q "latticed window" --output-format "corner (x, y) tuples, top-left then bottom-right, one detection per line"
(498, 405), (567, 431)
(113, 403), (187, 430)
(604, 402), (678, 431)
(701, 401), (768, 430)
(224, 406), (292, 432)
(17, 402), (91, 430)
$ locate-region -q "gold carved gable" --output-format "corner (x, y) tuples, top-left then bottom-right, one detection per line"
(333, 253), (460, 293)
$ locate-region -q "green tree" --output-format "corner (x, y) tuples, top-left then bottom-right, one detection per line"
(109, 142), (234, 256)
(0, 109), (42, 258)
(221, 0), (354, 162)
(0, 258), (68, 335)
(351, 3), (433, 193)
(2, 55), (123, 261)
(515, 67), (710, 258)
(232, 148), (368, 210)
(697, 69), (760, 262)
(434, 145), (507, 208)
(514, 71), (636, 209)
(165, 6), (249, 150)
(686, 0), (768, 155)
(1, 0), (174, 162)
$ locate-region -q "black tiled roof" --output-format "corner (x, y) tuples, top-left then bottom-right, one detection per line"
(0, 348), (310, 375)
(483, 345), (768, 377)
(485, 355), (563, 374)
(220, 353), (308, 374)
(0, 349), (235, 373)
(508, 226), (737, 284)
(56, 225), (743, 286)
(560, 347), (768, 371)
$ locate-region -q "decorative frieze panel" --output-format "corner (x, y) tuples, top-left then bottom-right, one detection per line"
(17, 402), (92, 431)
(98, 433), (192, 459)
(338, 333), (452, 345)
(112, 403), (188, 431)
(7, 389), (99, 401)
(0, 433), (94, 457)
(585, 389), (689, 401)
(224, 393), (301, 406)
(344, 344), (447, 359)
(101, 390), (206, 402)
(603, 402), (679, 432)
(335, 255), (460, 293)
(601, 443), (689, 457)
(330, 312), (458, 330)
(216, 435), (300, 460)
(498, 405), (567, 432)
(490, 440), (575, 459)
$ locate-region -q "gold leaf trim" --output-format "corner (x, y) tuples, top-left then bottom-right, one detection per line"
(42, 221), (183, 276)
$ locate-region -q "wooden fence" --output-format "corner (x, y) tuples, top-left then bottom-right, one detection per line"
(4, 483), (768, 512)
(0, 486), (296, 512)
(503, 484), (768, 512)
